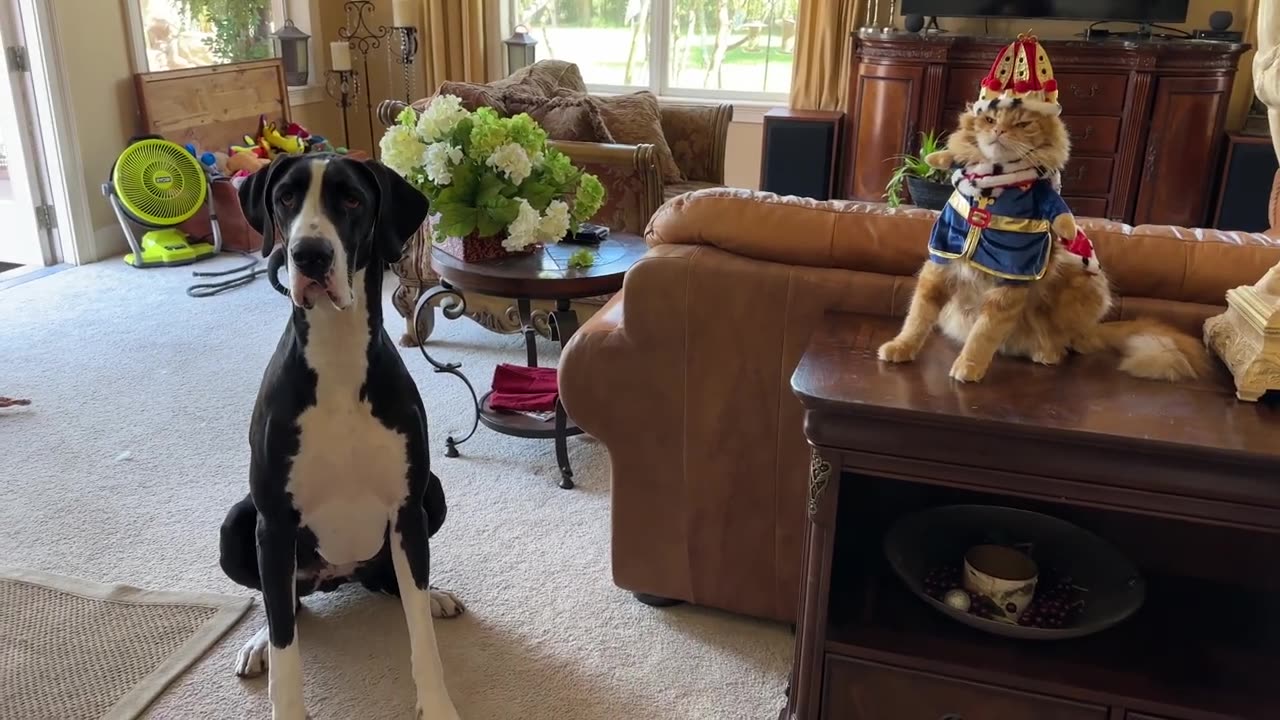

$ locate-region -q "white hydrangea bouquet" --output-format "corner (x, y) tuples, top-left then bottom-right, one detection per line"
(380, 94), (606, 254)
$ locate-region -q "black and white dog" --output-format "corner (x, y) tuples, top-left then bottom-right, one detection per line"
(218, 154), (462, 719)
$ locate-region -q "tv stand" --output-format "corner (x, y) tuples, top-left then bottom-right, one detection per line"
(841, 32), (1248, 227)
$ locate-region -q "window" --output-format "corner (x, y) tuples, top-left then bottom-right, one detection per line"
(510, 0), (799, 101)
(127, 0), (316, 77)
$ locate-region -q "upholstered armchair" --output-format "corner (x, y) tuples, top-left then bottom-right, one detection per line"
(376, 100), (665, 345)
(659, 103), (734, 200)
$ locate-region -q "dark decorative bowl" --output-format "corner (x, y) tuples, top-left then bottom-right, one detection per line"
(906, 176), (953, 210)
(884, 504), (1146, 641)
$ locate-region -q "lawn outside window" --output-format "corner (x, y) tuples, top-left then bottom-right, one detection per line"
(509, 0), (798, 103)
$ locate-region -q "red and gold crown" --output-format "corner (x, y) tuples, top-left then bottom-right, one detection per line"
(972, 33), (1060, 116)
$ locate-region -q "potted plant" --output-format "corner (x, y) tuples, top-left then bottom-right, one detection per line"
(884, 130), (952, 211)
(379, 95), (606, 261)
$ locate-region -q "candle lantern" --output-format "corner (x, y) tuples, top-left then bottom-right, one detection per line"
(504, 25), (538, 75)
(272, 19), (311, 87)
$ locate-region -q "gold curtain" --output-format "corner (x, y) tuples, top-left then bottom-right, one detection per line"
(419, 0), (490, 90)
(789, 0), (865, 110)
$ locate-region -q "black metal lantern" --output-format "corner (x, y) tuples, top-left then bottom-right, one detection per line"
(273, 19), (311, 87)
(504, 25), (538, 75)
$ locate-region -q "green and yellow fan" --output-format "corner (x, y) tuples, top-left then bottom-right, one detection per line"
(103, 136), (222, 268)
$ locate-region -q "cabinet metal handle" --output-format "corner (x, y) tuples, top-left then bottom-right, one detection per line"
(1065, 165), (1086, 183)
(1144, 137), (1160, 176)
(1070, 82), (1100, 98)
(939, 715), (965, 720)
(1070, 126), (1095, 142)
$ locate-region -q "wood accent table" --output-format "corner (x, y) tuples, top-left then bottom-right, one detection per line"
(842, 33), (1248, 226)
(785, 313), (1280, 720)
(411, 233), (647, 489)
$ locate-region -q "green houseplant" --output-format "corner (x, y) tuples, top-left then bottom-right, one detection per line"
(379, 95), (606, 260)
(885, 130), (952, 211)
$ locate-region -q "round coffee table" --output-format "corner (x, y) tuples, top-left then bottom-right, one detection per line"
(411, 231), (647, 489)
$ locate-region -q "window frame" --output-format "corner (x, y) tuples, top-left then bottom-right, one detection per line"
(505, 0), (793, 104)
(123, 0), (325, 105)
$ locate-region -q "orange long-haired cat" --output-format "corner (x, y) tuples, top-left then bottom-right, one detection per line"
(878, 36), (1209, 383)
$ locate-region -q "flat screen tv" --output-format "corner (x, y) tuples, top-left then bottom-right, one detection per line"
(898, 1), (1189, 23)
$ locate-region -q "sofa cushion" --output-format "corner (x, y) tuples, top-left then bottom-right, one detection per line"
(503, 92), (615, 143)
(434, 80), (512, 113)
(569, 90), (684, 184)
(490, 59), (587, 96)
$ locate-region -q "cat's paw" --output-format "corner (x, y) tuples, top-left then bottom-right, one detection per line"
(924, 150), (955, 170)
(878, 339), (919, 363)
(1031, 345), (1066, 366)
(949, 356), (989, 383)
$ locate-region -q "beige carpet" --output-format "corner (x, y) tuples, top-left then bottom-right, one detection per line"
(0, 567), (250, 720)
(0, 258), (791, 719)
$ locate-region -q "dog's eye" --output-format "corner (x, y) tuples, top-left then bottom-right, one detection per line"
(342, 196), (361, 210)
(279, 191), (297, 208)
(983, 116), (996, 125)
(1016, 121), (1032, 129)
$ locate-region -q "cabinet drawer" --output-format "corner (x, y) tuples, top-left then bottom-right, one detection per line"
(1127, 715), (1175, 720)
(1065, 196), (1108, 219)
(1063, 115), (1121, 154)
(1056, 73), (1129, 115)
(1061, 156), (1114, 196)
(947, 70), (1127, 116)
(822, 656), (1107, 720)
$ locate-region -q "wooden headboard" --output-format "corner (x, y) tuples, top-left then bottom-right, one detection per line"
(134, 59), (292, 154)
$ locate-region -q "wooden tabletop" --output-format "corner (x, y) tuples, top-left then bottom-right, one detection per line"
(792, 313), (1280, 527)
(430, 231), (647, 300)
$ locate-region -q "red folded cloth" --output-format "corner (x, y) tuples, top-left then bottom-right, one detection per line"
(488, 364), (559, 413)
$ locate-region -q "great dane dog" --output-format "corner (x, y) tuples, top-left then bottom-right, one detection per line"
(218, 153), (462, 719)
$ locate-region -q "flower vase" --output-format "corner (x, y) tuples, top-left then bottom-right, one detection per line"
(426, 220), (535, 263)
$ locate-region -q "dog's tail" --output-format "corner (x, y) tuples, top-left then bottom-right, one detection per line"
(1095, 319), (1211, 382)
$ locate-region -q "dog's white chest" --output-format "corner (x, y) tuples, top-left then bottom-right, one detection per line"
(287, 299), (410, 565)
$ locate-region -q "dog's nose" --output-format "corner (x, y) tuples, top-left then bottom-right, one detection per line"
(291, 238), (333, 281)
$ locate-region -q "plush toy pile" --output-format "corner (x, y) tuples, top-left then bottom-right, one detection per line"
(184, 114), (351, 186)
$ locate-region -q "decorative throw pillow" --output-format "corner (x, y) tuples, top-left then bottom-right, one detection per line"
(491, 60), (587, 97)
(503, 92), (615, 144)
(434, 81), (511, 114)
(572, 90), (684, 183)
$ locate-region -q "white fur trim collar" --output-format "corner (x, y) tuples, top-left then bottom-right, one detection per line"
(950, 159), (1046, 198)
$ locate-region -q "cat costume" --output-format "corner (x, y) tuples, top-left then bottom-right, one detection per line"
(927, 34), (1098, 281)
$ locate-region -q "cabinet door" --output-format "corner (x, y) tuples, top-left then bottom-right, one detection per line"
(844, 63), (925, 201)
(1132, 76), (1233, 227)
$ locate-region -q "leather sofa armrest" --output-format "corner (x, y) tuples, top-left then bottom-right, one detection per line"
(1271, 169), (1280, 234)
(659, 103), (732, 184)
(550, 141), (664, 234)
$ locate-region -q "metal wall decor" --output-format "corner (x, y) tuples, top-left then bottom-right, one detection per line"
(338, 1), (391, 157)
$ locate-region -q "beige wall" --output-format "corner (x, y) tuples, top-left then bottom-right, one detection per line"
(54, 0), (139, 262)
(725, 121), (764, 190)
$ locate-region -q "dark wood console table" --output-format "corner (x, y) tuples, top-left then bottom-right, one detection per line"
(785, 313), (1280, 720)
(842, 33), (1249, 227)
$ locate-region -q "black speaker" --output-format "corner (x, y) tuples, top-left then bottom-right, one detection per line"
(760, 109), (844, 200)
(1213, 134), (1278, 233)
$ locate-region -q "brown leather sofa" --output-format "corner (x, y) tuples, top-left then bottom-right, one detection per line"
(558, 188), (1280, 624)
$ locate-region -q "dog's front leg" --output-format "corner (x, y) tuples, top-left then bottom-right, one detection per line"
(390, 503), (460, 720)
(257, 517), (307, 720)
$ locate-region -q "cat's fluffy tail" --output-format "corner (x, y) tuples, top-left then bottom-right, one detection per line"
(1095, 319), (1211, 382)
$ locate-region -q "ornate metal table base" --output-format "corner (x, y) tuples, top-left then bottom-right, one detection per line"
(412, 283), (584, 489)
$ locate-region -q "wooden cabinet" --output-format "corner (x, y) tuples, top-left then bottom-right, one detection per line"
(846, 62), (925, 202)
(842, 33), (1248, 226)
(1133, 76), (1235, 227)
(823, 657), (1108, 720)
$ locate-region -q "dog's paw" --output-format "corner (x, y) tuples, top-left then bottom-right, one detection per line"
(1031, 345), (1066, 366)
(949, 356), (989, 383)
(429, 587), (466, 618)
(233, 626), (269, 678)
(417, 699), (461, 720)
(878, 338), (919, 363)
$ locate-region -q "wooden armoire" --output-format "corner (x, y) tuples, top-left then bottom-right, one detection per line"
(842, 33), (1249, 227)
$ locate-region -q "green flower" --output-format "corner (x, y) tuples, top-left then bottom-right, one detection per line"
(505, 113), (548, 157)
(572, 173), (606, 223)
(568, 248), (595, 269)
(468, 107), (509, 161)
(540, 148), (577, 187)
(397, 105), (419, 128)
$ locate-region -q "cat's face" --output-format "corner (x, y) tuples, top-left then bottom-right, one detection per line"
(949, 105), (1070, 171)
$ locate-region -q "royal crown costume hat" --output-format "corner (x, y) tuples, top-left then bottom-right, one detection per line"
(972, 33), (1061, 116)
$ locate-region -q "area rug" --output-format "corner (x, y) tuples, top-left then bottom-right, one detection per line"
(0, 567), (250, 720)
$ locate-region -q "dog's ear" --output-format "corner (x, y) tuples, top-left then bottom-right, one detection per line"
(238, 155), (301, 258)
(364, 160), (429, 264)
